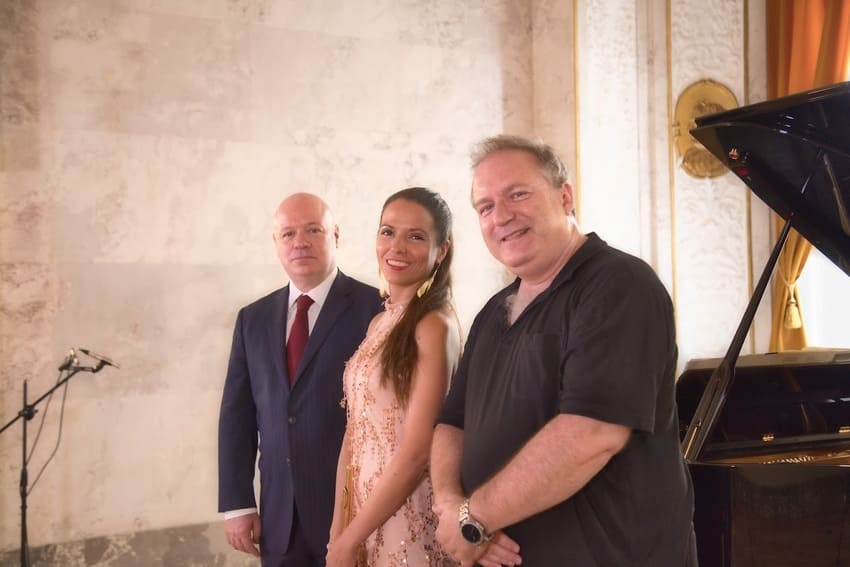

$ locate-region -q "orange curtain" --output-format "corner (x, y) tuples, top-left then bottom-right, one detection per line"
(766, 0), (850, 351)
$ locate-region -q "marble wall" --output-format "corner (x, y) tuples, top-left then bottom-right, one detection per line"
(0, 0), (538, 554)
(0, 523), (257, 567)
(575, 0), (770, 361)
(669, 0), (772, 361)
(0, 0), (768, 561)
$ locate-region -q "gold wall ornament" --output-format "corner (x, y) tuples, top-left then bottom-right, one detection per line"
(673, 80), (739, 178)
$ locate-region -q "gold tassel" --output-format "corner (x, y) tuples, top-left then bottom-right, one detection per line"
(342, 465), (367, 566)
(784, 295), (802, 329)
(416, 265), (438, 298)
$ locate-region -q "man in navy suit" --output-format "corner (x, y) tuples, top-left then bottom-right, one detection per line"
(218, 193), (383, 566)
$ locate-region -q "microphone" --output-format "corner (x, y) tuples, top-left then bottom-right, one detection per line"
(57, 349), (78, 372)
(78, 348), (121, 369)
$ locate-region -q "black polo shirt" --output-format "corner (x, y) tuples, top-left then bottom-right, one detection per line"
(439, 233), (695, 566)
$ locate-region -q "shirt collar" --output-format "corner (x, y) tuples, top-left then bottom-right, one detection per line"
(501, 232), (606, 298)
(550, 232), (605, 285)
(288, 268), (338, 309)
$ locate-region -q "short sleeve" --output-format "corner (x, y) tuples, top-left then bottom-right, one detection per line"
(558, 260), (675, 433)
(437, 309), (487, 429)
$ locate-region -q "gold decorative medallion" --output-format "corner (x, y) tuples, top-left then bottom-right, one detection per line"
(673, 80), (739, 178)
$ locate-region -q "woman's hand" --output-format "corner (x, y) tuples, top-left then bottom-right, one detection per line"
(326, 533), (361, 567)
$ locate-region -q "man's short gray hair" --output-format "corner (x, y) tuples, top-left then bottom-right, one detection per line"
(470, 134), (570, 189)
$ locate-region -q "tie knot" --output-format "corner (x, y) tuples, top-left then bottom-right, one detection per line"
(296, 294), (314, 311)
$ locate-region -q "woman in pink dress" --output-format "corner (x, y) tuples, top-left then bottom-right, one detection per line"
(326, 187), (460, 567)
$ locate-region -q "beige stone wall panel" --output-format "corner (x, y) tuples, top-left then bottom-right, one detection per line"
(670, 0), (751, 361)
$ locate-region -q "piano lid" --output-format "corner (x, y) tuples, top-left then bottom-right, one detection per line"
(677, 349), (850, 462)
(691, 81), (850, 277)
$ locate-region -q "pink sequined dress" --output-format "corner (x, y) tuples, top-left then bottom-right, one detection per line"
(343, 300), (450, 566)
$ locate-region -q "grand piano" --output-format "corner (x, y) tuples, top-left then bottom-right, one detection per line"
(677, 81), (850, 566)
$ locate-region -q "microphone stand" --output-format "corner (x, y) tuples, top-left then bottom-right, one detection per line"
(0, 360), (108, 567)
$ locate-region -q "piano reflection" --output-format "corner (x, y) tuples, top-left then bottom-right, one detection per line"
(677, 82), (850, 566)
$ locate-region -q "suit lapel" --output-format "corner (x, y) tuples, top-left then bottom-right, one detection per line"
(271, 285), (290, 386)
(291, 272), (353, 386)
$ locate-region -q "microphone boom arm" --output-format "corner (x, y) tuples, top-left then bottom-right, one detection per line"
(0, 349), (119, 566)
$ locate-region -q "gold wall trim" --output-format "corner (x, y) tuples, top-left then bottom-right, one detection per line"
(744, 0), (756, 353)
(673, 80), (739, 178)
(573, 0), (582, 224)
(666, 0), (678, 314)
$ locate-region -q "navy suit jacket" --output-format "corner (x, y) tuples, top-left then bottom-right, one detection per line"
(218, 270), (382, 555)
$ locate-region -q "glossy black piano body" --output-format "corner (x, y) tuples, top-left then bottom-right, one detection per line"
(678, 352), (850, 566)
(678, 82), (850, 566)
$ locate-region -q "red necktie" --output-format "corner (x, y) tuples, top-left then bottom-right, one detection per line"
(286, 294), (314, 384)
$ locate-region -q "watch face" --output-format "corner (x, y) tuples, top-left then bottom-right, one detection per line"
(461, 522), (483, 544)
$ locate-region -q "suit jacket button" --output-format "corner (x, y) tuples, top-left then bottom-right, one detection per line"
(288, 416), (296, 425)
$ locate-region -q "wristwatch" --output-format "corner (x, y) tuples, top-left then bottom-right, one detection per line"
(459, 498), (492, 545)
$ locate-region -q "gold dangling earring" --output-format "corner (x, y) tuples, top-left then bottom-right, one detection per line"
(417, 264), (439, 298)
(378, 268), (389, 299)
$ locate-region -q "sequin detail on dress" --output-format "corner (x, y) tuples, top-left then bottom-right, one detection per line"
(343, 301), (452, 566)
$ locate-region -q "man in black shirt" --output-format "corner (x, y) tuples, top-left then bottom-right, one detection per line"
(432, 135), (697, 566)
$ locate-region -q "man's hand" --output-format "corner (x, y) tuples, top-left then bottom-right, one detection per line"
(225, 513), (261, 557)
(433, 497), (521, 566)
(476, 532), (522, 567)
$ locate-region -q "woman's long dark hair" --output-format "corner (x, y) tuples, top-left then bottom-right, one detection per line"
(379, 187), (453, 407)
